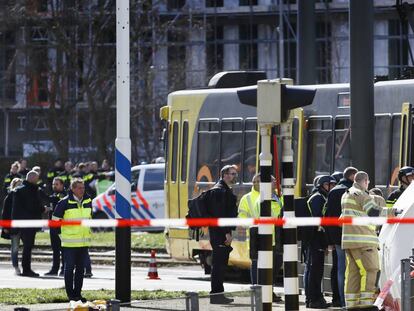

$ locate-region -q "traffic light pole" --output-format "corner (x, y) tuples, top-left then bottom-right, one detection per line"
(280, 122), (299, 311)
(258, 124), (274, 311)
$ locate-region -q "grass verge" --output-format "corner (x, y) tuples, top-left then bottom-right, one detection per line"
(1, 231), (166, 249)
(0, 288), (191, 305)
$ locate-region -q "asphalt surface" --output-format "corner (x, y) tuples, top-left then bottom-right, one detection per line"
(0, 262), (339, 310)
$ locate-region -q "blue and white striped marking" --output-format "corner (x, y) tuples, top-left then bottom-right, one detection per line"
(115, 144), (131, 219)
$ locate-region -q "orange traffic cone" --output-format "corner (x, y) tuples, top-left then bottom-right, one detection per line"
(147, 249), (160, 280)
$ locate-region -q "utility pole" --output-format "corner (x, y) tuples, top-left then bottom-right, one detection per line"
(115, 0), (131, 303)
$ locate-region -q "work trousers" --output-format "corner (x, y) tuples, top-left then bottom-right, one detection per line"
(63, 247), (88, 300)
(20, 229), (36, 273)
(10, 233), (21, 268)
(344, 247), (379, 309)
(49, 228), (64, 273)
(330, 248), (340, 303)
(210, 245), (230, 294)
(305, 244), (325, 303)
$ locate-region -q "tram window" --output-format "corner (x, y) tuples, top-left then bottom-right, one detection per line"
(390, 115), (401, 186)
(181, 121), (188, 182)
(171, 122), (179, 182)
(334, 117), (351, 172)
(197, 119), (220, 182)
(243, 119), (257, 182)
(306, 117), (333, 184)
(292, 118), (299, 180)
(221, 119), (243, 176)
(375, 115), (392, 185)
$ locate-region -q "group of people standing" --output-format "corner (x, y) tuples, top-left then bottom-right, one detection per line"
(204, 163), (414, 310)
(0, 158), (112, 301)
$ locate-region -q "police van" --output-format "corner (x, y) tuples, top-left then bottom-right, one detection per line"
(92, 163), (165, 230)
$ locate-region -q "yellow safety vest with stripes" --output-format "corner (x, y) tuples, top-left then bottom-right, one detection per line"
(341, 183), (379, 249)
(53, 196), (92, 248)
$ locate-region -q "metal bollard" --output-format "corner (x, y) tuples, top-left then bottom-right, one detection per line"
(185, 292), (199, 311)
(401, 258), (412, 311)
(250, 285), (262, 311)
(106, 299), (121, 311)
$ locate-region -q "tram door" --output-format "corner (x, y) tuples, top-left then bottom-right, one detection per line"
(399, 103), (414, 168)
(169, 110), (189, 218)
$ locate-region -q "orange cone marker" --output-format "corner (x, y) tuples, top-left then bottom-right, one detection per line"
(147, 249), (160, 280)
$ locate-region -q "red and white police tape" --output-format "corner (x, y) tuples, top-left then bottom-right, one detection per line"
(1, 217), (414, 228)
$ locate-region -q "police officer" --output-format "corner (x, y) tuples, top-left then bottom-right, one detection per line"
(386, 166), (414, 207)
(47, 159), (64, 188)
(3, 162), (22, 196)
(206, 165), (238, 305)
(306, 175), (336, 309)
(325, 167), (358, 308)
(52, 178), (92, 302)
(59, 161), (74, 190)
(45, 177), (66, 276)
(341, 171), (389, 310)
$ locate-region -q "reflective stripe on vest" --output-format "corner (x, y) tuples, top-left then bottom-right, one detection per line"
(61, 198), (92, 248)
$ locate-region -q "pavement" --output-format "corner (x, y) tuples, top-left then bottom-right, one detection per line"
(0, 262), (339, 310)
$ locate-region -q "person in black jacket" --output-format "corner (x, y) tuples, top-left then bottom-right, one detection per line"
(205, 165), (238, 305)
(3, 161), (22, 196)
(12, 170), (45, 277)
(386, 166), (414, 207)
(45, 177), (66, 276)
(325, 166), (357, 308)
(1, 177), (23, 275)
(306, 175), (336, 309)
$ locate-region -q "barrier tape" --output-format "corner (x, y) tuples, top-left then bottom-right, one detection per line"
(0, 216), (414, 228)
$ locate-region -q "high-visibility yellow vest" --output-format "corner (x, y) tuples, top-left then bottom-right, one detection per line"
(58, 197), (92, 248)
(341, 183), (379, 249)
(238, 187), (260, 219)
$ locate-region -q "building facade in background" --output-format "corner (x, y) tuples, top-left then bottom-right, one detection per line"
(0, 0), (410, 162)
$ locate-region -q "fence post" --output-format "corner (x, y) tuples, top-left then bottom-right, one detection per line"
(250, 285), (262, 311)
(106, 299), (121, 311)
(185, 292), (199, 311)
(401, 258), (411, 311)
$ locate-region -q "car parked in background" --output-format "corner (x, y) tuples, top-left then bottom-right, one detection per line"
(92, 163), (165, 230)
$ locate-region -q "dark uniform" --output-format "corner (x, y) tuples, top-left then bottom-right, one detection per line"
(47, 167), (64, 189)
(59, 171), (73, 190)
(305, 175), (334, 309)
(205, 180), (237, 300)
(12, 180), (43, 276)
(386, 166), (414, 207)
(3, 172), (22, 196)
(45, 190), (66, 275)
(325, 177), (354, 308)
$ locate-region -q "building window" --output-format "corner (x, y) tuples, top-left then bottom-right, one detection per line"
(168, 30), (186, 92)
(316, 21), (331, 83)
(239, 24), (258, 70)
(240, 0), (258, 5)
(168, 0), (185, 10)
(388, 19), (408, 79)
(0, 30), (16, 102)
(206, 25), (223, 78)
(206, 0), (223, 7)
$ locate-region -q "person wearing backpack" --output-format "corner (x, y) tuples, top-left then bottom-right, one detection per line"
(325, 167), (358, 309)
(305, 175), (336, 309)
(206, 165), (238, 305)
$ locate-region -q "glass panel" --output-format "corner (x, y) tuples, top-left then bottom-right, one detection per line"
(181, 121), (188, 182)
(292, 118), (299, 180)
(171, 122), (178, 182)
(375, 115), (392, 185)
(132, 169), (140, 184)
(390, 115), (401, 186)
(306, 118), (333, 184)
(334, 117), (351, 172)
(197, 120), (220, 182)
(143, 169), (164, 191)
(243, 119), (257, 182)
(221, 120), (243, 175)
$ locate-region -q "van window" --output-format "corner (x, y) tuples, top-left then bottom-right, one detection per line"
(143, 168), (164, 191)
(132, 169), (140, 184)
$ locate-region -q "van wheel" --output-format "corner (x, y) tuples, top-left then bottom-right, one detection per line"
(92, 211), (113, 232)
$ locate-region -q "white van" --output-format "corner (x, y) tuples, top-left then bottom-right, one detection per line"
(92, 163), (165, 229)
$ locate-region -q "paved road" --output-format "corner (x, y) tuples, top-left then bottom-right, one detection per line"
(0, 262), (337, 310)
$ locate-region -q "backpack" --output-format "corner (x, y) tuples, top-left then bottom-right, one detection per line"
(186, 186), (217, 241)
